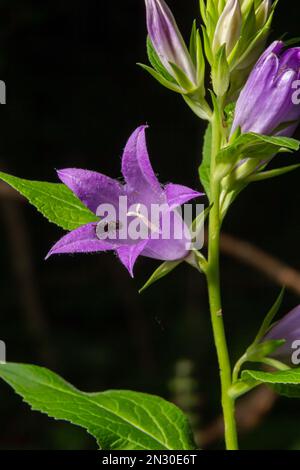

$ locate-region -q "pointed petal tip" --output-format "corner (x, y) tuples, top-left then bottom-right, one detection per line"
(56, 168), (70, 176)
(56, 168), (74, 181)
(165, 183), (204, 208)
(128, 268), (135, 278)
(135, 124), (149, 134)
(117, 241), (148, 278)
(44, 251), (52, 261)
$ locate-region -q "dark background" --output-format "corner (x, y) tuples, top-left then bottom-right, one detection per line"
(0, 0), (299, 450)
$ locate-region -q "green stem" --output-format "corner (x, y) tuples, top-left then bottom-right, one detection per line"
(232, 353), (247, 383)
(206, 107), (239, 450)
(261, 358), (291, 371)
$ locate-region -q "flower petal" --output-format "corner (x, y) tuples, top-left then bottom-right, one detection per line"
(141, 209), (191, 261)
(117, 240), (149, 277)
(57, 168), (123, 214)
(46, 223), (117, 259)
(165, 183), (203, 209)
(121, 126), (162, 196)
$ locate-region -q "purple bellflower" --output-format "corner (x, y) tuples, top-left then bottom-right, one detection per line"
(231, 41), (300, 137)
(263, 305), (300, 366)
(46, 126), (203, 277)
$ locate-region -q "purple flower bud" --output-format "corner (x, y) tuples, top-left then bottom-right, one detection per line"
(263, 305), (300, 366)
(231, 41), (300, 137)
(145, 0), (197, 85)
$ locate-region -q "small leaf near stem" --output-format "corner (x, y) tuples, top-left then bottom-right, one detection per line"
(232, 288), (286, 382)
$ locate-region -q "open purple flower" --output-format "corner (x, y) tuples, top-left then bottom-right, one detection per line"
(263, 305), (300, 366)
(46, 126), (202, 277)
(231, 41), (300, 137)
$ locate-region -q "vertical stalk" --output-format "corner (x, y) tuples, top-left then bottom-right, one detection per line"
(206, 107), (238, 450)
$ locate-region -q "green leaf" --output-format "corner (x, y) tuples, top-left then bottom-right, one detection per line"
(242, 369), (300, 398)
(139, 260), (182, 294)
(217, 133), (300, 167)
(199, 123), (212, 198)
(0, 171), (98, 231)
(0, 363), (197, 451)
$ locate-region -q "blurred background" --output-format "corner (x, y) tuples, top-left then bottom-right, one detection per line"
(0, 0), (300, 450)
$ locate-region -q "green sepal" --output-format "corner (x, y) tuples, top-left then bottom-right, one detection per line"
(240, 3), (257, 45)
(247, 164), (300, 183)
(189, 20), (198, 65)
(190, 203), (213, 235)
(139, 260), (182, 294)
(211, 44), (230, 97)
(201, 25), (213, 65)
(182, 94), (212, 121)
(195, 29), (206, 88)
(168, 62), (196, 93)
(199, 0), (207, 25)
(146, 36), (177, 84)
(138, 63), (182, 93)
(245, 339), (286, 363)
(206, 0), (219, 24)
(253, 287), (286, 343)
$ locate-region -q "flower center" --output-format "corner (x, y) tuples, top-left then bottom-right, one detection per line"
(126, 203), (160, 234)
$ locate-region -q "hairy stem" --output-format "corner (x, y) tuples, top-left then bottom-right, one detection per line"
(206, 107), (238, 450)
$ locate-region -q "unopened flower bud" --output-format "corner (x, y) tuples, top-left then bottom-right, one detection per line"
(263, 305), (300, 366)
(145, 0), (197, 87)
(212, 0), (242, 56)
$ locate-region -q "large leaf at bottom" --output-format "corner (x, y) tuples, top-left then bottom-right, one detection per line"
(0, 171), (98, 231)
(0, 363), (196, 450)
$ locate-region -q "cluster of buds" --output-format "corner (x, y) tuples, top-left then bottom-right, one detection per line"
(212, 40), (300, 218)
(226, 42), (300, 183)
(202, 0), (274, 97)
(142, 0), (275, 118)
